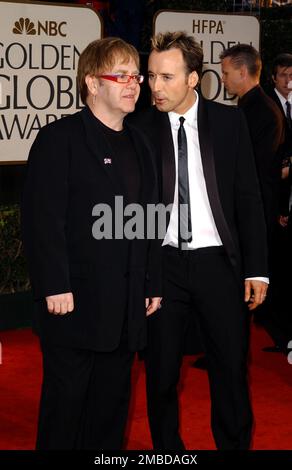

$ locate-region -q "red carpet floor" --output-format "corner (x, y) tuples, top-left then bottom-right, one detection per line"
(0, 325), (291, 450)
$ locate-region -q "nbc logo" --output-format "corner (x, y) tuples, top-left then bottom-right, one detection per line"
(13, 17), (36, 35)
(12, 17), (67, 36)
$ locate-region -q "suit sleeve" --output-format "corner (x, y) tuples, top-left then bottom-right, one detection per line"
(21, 123), (71, 300)
(249, 107), (283, 228)
(127, 112), (163, 298)
(279, 169), (292, 216)
(145, 241), (162, 298)
(234, 110), (269, 278)
(142, 135), (163, 298)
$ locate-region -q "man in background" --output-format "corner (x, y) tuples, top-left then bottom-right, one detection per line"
(221, 44), (285, 351)
(266, 53), (292, 350)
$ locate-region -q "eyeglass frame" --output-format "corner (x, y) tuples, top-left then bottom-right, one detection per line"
(96, 74), (144, 84)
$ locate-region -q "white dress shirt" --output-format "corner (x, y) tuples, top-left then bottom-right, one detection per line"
(274, 88), (292, 114)
(163, 92), (269, 284)
(163, 92), (222, 249)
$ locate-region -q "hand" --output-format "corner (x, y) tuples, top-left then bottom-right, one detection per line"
(244, 280), (268, 311)
(145, 297), (162, 317)
(279, 215), (289, 227)
(45, 292), (74, 315)
(281, 166), (290, 180)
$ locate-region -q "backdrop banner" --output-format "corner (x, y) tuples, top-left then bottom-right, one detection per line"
(154, 10), (260, 104)
(0, 0), (102, 163)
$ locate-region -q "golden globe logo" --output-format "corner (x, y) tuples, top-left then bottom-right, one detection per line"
(12, 17), (67, 37)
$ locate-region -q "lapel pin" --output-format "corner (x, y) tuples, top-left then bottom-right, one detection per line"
(104, 157), (112, 165)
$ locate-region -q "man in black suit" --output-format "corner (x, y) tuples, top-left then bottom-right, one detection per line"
(220, 45), (284, 240)
(132, 32), (268, 450)
(269, 53), (292, 159)
(268, 53), (292, 224)
(266, 53), (292, 350)
(21, 37), (162, 449)
(220, 45), (285, 351)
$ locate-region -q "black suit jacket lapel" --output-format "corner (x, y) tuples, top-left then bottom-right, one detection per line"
(198, 97), (237, 267)
(156, 110), (176, 207)
(124, 122), (156, 205)
(80, 106), (123, 195)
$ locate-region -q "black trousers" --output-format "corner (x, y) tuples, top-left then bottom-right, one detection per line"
(36, 325), (134, 450)
(145, 246), (252, 450)
(255, 223), (292, 349)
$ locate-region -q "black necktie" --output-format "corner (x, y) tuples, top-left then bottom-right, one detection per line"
(285, 101), (292, 129)
(178, 116), (192, 250)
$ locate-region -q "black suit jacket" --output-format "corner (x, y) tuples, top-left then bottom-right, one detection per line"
(238, 86), (285, 231)
(266, 88), (292, 158)
(266, 87), (292, 217)
(22, 106), (161, 352)
(128, 96), (268, 284)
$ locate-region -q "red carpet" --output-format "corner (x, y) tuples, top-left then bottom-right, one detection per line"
(0, 326), (291, 450)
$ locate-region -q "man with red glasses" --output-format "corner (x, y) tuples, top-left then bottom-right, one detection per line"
(22, 37), (161, 449)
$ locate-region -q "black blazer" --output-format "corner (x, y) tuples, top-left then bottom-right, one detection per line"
(267, 88), (292, 158)
(128, 95), (268, 284)
(22, 106), (162, 352)
(238, 86), (285, 231)
(266, 87), (292, 217)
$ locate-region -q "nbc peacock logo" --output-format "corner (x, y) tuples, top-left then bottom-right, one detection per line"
(13, 18), (36, 35)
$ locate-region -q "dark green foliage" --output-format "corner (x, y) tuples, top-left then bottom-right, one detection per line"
(0, 205), (30, 294)
(260, 18), (292, 88)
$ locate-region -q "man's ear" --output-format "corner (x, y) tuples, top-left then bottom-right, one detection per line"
(85, 75), (98, 95)
(240, 64), (248, 79)
(188, 70), (199, 88)
(271, 74), (276, 85)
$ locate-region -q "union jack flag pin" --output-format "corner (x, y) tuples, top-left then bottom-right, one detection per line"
(104, 157), (112, 165)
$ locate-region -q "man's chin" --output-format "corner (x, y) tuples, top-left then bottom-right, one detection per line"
(155, 102), (170, 112)
(123, 104), (136, 114)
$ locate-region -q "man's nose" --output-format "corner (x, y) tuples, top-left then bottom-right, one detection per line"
(151, 77), (161, 92)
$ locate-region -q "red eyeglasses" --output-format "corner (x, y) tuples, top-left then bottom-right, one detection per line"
(97, 74), (144, 84)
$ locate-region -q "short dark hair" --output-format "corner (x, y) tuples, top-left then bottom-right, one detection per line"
(220, 44), (261, 78)
(272, 53), (292, 77)
(77, 37), (139, 105)
(150, 31), (203, 80)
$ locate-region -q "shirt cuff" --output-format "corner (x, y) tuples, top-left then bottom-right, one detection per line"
(245, 277), (269, 284)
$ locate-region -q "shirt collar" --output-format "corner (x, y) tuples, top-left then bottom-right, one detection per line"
(274, 87), (290, 105)
(168, 90), (199, 129)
